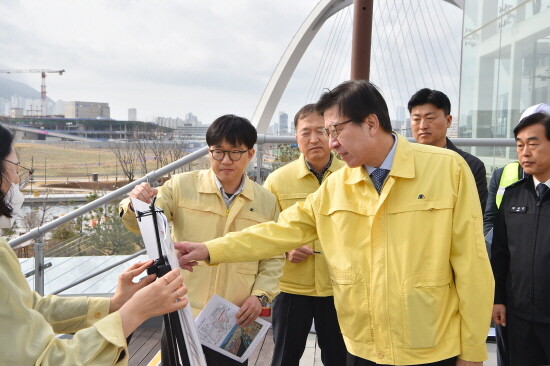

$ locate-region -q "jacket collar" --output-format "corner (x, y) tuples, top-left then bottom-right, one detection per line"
(445, 137), (458, 152)
(344, 133), (416, 185)
(199, 169), (255, 200)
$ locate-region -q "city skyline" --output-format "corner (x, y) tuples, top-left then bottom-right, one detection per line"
(0, 1), (462, 128)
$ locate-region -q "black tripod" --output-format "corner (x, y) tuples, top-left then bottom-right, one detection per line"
(136, 197), (190, 366)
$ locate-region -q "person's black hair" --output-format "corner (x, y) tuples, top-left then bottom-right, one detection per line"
(206, 114), (257, 149)
(315, 80), (392, 133)
(513, 112), (550, 140)
(407, 88), (451, 115)
(0, 125), (15, 217)
(294, 104), (318, 130)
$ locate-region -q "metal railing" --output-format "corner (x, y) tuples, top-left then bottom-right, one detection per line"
(9, 136), (517, 294)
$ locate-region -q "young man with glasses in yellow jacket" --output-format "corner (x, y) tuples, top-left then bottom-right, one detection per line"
(120, 115), (284, 366)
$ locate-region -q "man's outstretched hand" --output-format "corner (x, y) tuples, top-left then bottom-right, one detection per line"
(174, 241), (209, 271)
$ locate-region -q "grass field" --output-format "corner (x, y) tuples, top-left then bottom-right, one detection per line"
(14, 142), (209, 185)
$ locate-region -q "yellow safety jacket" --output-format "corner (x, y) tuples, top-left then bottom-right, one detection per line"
(205, 135), (494, 364)
(120, 169), (284, 316)
(495, 161), (521, 208)
(264, 153), (345, 296)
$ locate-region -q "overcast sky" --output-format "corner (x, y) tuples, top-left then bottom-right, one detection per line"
(0, 0), (463, 128)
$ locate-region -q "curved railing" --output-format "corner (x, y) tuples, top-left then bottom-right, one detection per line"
(10, 136), (516, 295)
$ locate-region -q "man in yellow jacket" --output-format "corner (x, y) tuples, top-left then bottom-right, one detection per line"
(264, 104), (346, 366)
(120, 115), (284, 366)
(175, 81), (495, 366)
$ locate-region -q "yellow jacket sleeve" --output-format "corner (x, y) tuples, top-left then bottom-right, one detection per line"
(250, 205), (284, 300)
(450, 159), (494, 361)
(207, 199), (318, 264)
(0, 240), (128, 365)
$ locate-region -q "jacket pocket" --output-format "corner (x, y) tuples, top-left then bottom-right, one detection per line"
(279, 192), (309, 210)
(331, 270), (373, 343)
(234, 261), (259, 275)
(234, 210), (270, 231)
(402, 275), (452, 348)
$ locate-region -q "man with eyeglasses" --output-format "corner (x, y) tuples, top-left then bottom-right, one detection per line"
(174, 81), (494, 366)
(120, 114), (284, 366)
(263, 104), (346, 366)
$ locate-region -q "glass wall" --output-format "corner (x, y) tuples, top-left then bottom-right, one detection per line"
(459, 0), (550, 172)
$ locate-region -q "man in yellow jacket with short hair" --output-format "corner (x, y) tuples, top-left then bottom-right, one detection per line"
(120, 115), (284, 366)
(175, 82), (494, 366)
(264, 104), (346, 366)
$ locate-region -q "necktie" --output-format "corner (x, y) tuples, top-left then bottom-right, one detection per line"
(537, 183), (549, 200)
(370, 168), (389, 194)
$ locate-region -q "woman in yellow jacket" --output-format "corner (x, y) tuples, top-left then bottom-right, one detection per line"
(0, 124), (188, 365)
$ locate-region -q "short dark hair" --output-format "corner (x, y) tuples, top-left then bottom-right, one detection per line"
(315, 80), (392, 133)
(206, 114), (257, 149)
(407, 88), (451, 115)
(294, 104), (318, 130)
(0, 125), (15, 217)
(513, 112), (550, 140)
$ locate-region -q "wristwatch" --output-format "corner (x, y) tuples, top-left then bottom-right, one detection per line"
(256, 295), (269, 307)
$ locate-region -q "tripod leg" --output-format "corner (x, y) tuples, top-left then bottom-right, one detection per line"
(161, 314), (181, 366)
(169, 311), (191, 366)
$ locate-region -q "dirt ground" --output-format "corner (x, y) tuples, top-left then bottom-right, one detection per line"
(43, 180), (130, 191)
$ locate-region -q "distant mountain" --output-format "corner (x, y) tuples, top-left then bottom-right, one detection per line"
(0, 76), (53, 101)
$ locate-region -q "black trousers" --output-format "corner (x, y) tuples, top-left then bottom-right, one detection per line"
(495, 324), (509, 366)
(271, 292), (347, 366)
(346, 353), (456, 366)
(160, 327), (248, 366)
(508, 313), (550, 366)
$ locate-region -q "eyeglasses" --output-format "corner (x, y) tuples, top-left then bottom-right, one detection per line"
(209, 149), (250, 162)
(323, 119), (354, 139)
(2, 159), (34, 189)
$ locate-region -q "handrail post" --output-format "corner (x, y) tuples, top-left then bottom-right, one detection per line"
(34, 236), (45, 295)
(256, 143), (264, 184)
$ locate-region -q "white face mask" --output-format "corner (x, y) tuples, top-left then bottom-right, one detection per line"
(0, 182), (25, 229)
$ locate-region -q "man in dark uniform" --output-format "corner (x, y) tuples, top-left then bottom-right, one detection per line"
(491, 112), (550, 365)
(408, 88), (487, 213)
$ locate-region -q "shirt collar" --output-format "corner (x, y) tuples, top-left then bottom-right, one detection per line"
(305, 154), (333, 184)
(214, 174), (246, 208)
(364, 132), (397, 175)
(532, 176), (550, 191)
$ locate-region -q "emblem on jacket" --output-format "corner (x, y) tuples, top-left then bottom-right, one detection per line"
(510, 206), (527, 213)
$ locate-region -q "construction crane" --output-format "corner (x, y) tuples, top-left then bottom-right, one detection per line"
(0, 69), (65, 116)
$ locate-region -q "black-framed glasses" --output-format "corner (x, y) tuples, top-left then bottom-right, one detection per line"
(323, 119), (354, 139)
(2, 159), (34, 189)
(209, 149), (250, 162)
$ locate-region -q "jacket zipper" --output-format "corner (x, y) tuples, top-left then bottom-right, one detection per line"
(530, 194), (544, 321)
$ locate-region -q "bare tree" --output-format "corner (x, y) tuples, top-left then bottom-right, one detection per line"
(134, 138), (149, 176)
(110, 142), (138, 182)
(149, 141), (170, 170)
(167, 141), (187, 173)
(21, 193), (51, 232)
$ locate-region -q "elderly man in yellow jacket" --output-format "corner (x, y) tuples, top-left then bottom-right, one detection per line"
(175, 81), (494, 366)
(264, 104), (346, 366)
(120, 115), (284, 366)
